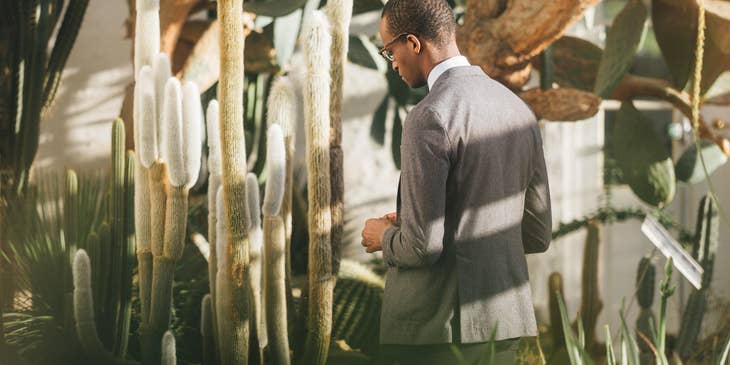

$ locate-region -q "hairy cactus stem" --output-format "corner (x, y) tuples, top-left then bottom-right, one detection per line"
(302, 10), (334, 365)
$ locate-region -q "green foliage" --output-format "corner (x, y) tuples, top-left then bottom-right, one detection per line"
(549, 36), (602, 91)
(593, 0), (648, 97)
(0, 0), (89, 193)
(675, 141), (728, 184)
(332, 260), (384, 353)
(677, 195), (719, 360)
(613, 102), (675, 207)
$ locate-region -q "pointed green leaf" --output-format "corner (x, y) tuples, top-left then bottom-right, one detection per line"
(613, 102), (675, 207)
(675, 141), (728, 184)
(594, 0), (647, 97)
(348, 34), (386, 72)
(386, 67), (410, 105)
(652, 0), (697, 89)
(370, 96), (388, 145)
(273, 9), (303, 68)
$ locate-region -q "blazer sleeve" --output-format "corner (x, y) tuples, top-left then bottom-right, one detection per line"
(522, 125), (552, 254)
(382, 107), (450, 268)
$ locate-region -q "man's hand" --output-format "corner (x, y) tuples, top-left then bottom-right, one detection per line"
(383, 212), (397, 224)
(361, 217), (394, 253)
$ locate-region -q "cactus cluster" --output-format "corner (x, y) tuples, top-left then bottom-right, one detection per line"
(677, 195), (718, 360)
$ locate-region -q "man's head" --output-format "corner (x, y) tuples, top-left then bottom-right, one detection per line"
(379, 0), (457, 88)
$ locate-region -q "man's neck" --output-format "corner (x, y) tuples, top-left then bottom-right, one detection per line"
(421, 42), (462, 80)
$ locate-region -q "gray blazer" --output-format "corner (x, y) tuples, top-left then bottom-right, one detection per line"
(380, 66), (552, 345)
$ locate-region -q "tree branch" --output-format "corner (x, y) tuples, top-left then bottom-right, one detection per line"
(611, 74), (730, 156)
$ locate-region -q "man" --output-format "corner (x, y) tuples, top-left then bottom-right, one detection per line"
(360, 0), (553, 364)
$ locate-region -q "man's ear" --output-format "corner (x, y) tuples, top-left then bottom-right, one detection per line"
(406, 34), (421, 54)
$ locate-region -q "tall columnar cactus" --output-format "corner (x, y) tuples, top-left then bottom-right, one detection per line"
(578, 221), (602, 350)
(134, 47), (203, 365)
(245, 172), (266, 362)
(214, 187), (235, 364)
(326, 0), (353, 276)
(161, 331), (177, 365)
(1, 0), (89, 194)
(302, 10), (334, 365)
(635, 256), (656, 356)
(677, 195), (718, 360)
(134, 0), (160, 80)
(205, 99), (221, 357)
(267, 77), (297, 329)
(218, 0), (251, 363)
(262, 124), (290, 365)
(548, 272), (565, 349)
(72, 250), (139, 365)
(201, 295), (215, 365)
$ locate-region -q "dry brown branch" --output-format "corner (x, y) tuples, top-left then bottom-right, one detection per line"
(458, 0), (600, 89)
(520, 87), (602, 121)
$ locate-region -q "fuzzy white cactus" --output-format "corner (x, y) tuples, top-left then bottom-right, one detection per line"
(73, 250), (137, 365)
(214, 186), (233, 363)
(137, 66), (158, 168)
(182, 81), (203, 188)
(134, 0), (160, 79)
(161, 331), (176, 365)
(263, 125), (285, 217)
(262, 122), (290, 365)
(161, 77), (185, 187)
(154, 53), (172, 161)
(205, 99), (221, 360)
(302, 10), (334, 365)
(245, 173), (267, 352)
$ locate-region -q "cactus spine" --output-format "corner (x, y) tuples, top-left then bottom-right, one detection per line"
(262, 124), (290, 365)
(677, 195), (718, 360)
(578, 221), (602, 350)
(326, 0), (352, 276)
(218, 0), (251, 362)
(302, 11), (334, 365)
(267, 77), (297, 331)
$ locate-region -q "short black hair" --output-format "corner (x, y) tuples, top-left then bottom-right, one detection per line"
(381, 0), (456, 46)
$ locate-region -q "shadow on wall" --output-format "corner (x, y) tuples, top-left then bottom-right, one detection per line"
(34, 0), (133, 174)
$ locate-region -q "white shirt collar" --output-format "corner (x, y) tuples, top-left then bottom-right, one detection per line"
(427, 55), (471, 90)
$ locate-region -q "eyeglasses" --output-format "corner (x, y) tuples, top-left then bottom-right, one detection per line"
(378, 33), (410, 62)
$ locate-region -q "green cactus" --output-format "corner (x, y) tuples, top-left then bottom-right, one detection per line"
(548, 272), (566, 350)
(331, 260), (384, 354)
(635, 256), (656, 356)
(677, 195), (718, 361)
(578, 221), (602, 350)
(0, 0), (89, 194)
(302, 10), (335, 365)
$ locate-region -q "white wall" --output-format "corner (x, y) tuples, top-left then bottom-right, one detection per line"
(35, 0), (132, 173)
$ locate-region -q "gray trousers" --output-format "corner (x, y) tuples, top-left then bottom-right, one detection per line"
(379, 338), (519, 365)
